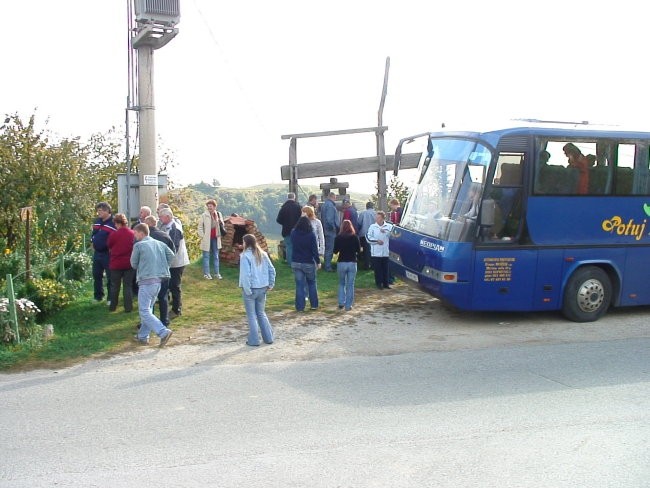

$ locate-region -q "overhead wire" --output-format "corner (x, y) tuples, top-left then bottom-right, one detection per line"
(190, 0), (270, 137)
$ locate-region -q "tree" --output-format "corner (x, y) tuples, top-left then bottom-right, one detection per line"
(0, 113), (126, 253)
(371, 176), (410, 211)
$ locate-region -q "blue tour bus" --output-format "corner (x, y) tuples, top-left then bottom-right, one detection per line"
(389, 122), (650, 321)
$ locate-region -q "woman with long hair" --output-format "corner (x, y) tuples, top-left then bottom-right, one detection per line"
(238, 234), (276, 346)
(302, 205), (324, 259)
(290, 216), (320, 311)
(333, 219), (361, 311)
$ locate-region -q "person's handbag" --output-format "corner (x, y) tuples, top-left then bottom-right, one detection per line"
(219, 220), (227, 237)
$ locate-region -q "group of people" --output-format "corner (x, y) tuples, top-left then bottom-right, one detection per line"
(274, 192), (403, 316)
(90, 193), (405, 350)
(91, 202), (190, 347)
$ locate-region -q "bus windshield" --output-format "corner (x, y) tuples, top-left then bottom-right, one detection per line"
(401, 137), (493, 242)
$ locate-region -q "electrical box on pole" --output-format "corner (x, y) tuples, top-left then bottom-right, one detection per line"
(134, 0), (180, 26)
(129, 0), (179, 214)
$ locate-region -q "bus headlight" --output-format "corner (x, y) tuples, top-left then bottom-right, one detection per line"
(422, 266), (457, 283)
(389, 251), (402, 263)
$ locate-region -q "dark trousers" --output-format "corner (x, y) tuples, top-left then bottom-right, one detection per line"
(92, 251), (111, 301)
(169, 266), (185, 314)
(157, 278), (170, 326)
(359, 237), (372, 270)
(371, 256), (390, 288)
(109, 268), (135, 312)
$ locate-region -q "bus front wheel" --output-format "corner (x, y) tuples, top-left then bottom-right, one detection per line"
(562, 266), (612, 322)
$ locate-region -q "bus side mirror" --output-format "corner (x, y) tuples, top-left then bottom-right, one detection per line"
(480, 199), (495, 227)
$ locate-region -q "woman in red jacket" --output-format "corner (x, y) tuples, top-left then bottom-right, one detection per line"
(107, 213), (135, 312)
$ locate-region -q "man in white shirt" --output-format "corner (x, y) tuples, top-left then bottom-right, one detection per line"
(365, 210), (393, 289)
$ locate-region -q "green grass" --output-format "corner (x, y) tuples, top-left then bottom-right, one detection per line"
(0, 259), (379, 371)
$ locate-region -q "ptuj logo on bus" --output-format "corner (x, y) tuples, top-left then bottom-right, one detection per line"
(601, 214), (647, 241)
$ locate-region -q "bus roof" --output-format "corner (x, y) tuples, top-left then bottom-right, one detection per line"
(427, 120), (650, 144)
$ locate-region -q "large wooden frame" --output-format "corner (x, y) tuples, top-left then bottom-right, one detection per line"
(279, 58), (421, 210)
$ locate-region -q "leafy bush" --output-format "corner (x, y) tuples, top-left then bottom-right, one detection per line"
(64, 252), (92, 281)
(21, 278), (74, 319)
(0, 297), (42, 345)
(0, 248), (24, 281)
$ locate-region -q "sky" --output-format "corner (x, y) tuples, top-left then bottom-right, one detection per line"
(3, 0), (649, 196)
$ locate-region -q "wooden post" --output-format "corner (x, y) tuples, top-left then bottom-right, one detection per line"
(20, 207), (32, 282)
(376, 57), (390, 211)
(6, 274), (20, 343)
(289, 137), (298, 197)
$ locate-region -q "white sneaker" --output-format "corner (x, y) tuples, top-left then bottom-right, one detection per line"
(216, 274), (223, 280)
(204, 274), (212, 280)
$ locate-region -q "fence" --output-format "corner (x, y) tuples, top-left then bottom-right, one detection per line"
(2, 251), (92, 345)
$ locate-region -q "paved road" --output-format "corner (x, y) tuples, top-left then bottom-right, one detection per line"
(1, 337), (649, 487)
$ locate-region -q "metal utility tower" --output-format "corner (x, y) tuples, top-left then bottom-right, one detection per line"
(128, 0), (180, 213)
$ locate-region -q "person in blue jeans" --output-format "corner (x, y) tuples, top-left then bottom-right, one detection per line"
(130, 224), (175, 347)
(333, 219), (361, 311)
(197, 199), (224, 280)
(91, 201), (116, 303)
(238, 234), (276, 347)
(290, 216), (320, 311)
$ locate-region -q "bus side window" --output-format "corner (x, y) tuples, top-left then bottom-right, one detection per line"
(499, 163), (522, 185)
(489, 153), (524, 241)
(615, 144), (635, 195)
(633, 143), (650, 194)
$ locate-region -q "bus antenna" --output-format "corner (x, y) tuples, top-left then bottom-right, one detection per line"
(514, 118), (589, 125)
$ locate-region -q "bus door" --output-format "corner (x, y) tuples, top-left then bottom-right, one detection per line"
(472, 247), (538, 310)
(471, 145), (538, 310)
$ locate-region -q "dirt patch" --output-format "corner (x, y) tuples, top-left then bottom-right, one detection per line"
(75, 285), (650, 372)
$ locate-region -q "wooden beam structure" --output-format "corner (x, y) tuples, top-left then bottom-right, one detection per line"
(281, 126), (387, 140)
(281, 57), (408, 210)
(280, 152), (422, 180)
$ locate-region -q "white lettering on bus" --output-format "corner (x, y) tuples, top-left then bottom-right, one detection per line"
(601, 216), (647, 241)
(420, 239), (445, 252)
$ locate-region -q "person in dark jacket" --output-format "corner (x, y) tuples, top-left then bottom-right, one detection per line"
(290, 216), (320, 311)
(276, 192), (302, 264)
(91, 202), (117, 303)
(333, 219), (361, 311)
(340, 199), (358, 232)
(107, 213), (135, 312)
(320, 192), (339, 271)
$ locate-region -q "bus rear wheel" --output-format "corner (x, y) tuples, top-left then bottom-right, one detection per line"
(562, 266), (612, 322)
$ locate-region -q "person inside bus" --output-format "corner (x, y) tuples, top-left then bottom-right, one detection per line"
(463, 183), (481, 220)
(539, 150), (550, 166)
(563, 143), (590, 194)
(586, 154), (596, 167)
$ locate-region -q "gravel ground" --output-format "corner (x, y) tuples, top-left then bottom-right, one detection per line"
(68, 285), (650, 372)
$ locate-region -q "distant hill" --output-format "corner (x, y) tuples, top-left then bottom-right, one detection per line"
(168, 182), (373, 238)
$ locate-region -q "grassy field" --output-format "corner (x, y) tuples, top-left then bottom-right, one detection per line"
(0, 258), (379, 371)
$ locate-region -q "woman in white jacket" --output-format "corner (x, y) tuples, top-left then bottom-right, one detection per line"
(197, 199), (224, 279)
(365, 210), (393, 289)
